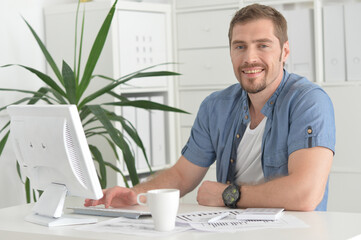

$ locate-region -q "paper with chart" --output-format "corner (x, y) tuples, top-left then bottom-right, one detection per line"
(176, 209), (309, 232)
(76, 209), (309, 235)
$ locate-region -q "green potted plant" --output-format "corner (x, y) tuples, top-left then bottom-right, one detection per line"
(0, 0), (187, 203)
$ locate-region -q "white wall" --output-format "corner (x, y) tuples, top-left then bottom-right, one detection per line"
(324, 85), (361, 213)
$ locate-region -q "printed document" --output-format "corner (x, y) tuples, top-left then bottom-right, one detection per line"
(176, 210), (308, 233)
(76, 209), (308, 235)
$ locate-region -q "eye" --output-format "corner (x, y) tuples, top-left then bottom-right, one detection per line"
(236, 45), (245, 50)
(259, 44), (268, 48)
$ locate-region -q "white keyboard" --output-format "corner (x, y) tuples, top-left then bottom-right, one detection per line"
(69, 206), (151, 219)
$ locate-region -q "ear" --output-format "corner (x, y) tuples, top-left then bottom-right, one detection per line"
(282, 41), (290, 62)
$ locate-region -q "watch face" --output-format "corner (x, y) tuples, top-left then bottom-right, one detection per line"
(223, 184), (240, 207)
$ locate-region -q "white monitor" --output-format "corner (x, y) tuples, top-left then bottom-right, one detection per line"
(7, 105), (103, 227)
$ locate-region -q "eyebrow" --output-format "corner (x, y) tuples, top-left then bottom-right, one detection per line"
(231, 38), (274, 46)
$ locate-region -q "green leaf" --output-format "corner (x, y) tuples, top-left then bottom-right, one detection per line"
(32, 189), (37, 202)
(27, 87), (51, 105)
(86, 131), (107, 139)
(87, 105), (139, 186)
(74, 0), (81, 79)
(105, 111), (152, 173)
(102, 160), (129, 188)
(1, 64), (66, 97)
(77, 0), (118, 101)
(0, 121), (10, 135)
(89, 145), (107, 188)
(76, 3), (86, 85)
(79, 105), (92, 121)
(103, 135), (120, 161)
(0, 131), (9, 156)
(128, 71), (181, 78)
(87, 113), (141, 169)
(93, 70), (181, 84)
(38, 190), (44, 198)
(84, 126), (104, 133)
(48, 88), (68, 104)
(116, 70), (181, 86)
(25, 178), (31, 204)
(83, 117), (99, 128)
(78, 70), (180, 108)
(62, 60), (77, 104)
(94, 62), (179, 83)
(107, 91), (128, 101)
(0, 97), (40, 112)
(0, 87), (49, 96)
(78, 81), (122, 108)
(105, 100), (189, 114)
(16, 161), (25, 184)
(0, 86), (63, 104)
(22, 17), (63, 85)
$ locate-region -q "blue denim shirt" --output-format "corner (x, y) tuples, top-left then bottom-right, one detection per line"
(181, 70), (336, 211)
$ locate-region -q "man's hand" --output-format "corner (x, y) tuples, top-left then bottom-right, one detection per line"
(196, 180), (228, 206)
(84, 186), (138, 208)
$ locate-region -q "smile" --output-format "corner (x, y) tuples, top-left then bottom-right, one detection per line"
(243, 69), (263, 74)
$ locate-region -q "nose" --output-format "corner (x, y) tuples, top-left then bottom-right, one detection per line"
(243, 47), (258, 64)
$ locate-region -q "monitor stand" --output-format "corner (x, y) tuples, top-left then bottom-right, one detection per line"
(25, 183), (98, 227)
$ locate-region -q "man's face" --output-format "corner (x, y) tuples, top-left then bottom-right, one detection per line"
(230, 19), (289, 94)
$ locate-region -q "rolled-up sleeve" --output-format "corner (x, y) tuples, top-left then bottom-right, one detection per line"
(287, 88), (336, 156)
(181, 96), (216, 167)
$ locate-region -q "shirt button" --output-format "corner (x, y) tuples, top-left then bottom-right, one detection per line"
(270, 101), (274, 105)
(236, 134), (240, 139)
(245, 115), (248, 120)
(230, 159), (234, 164)
(226, 181), (231, 184)
(307, 128), (313, 134)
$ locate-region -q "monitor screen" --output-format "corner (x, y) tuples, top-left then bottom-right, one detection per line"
(7, 105), (103, 227)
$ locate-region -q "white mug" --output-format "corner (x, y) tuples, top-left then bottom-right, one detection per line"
(137, 189), (180, 231)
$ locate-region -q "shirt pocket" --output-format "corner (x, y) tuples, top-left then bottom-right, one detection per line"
(263, 149), (289, 179)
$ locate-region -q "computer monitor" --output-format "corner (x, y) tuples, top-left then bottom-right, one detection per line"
(7, 105), (103, 227)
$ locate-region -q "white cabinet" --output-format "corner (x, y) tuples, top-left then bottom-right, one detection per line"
(175, 4), (238, 141)
(283, 8), (315, 82)
(323, 4), (346, 83)
(344, 3), (361, 82)
(117, 10), (169, 88)
(177, 9), (235, 49)
(44, 1), (176, 187)
(178, 48), (235, 87)
(322, 1), (361, 83)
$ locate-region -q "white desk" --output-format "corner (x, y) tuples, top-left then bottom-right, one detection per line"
(1, 198), (361, 240)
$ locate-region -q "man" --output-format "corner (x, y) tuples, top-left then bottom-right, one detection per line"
(85, 4), (335, 211)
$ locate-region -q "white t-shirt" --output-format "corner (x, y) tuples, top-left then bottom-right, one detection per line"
(234, 117), (267, 185)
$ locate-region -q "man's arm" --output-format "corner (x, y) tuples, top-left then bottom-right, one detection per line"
(133, 155), (208, 197)
(85, 156), (208, 208)
(197, 146), (333, 211)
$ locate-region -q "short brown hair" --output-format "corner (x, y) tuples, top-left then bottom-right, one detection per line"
(228, 4), (288, 48)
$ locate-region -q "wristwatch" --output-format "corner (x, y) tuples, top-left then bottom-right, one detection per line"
(222, 183), (241, 208)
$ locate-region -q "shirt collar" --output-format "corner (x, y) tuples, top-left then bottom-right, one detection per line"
(239, 69), (289, 123)
(261, 69), (289, 119)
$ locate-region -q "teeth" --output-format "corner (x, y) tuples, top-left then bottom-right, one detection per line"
(244, 69), (262, 74)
